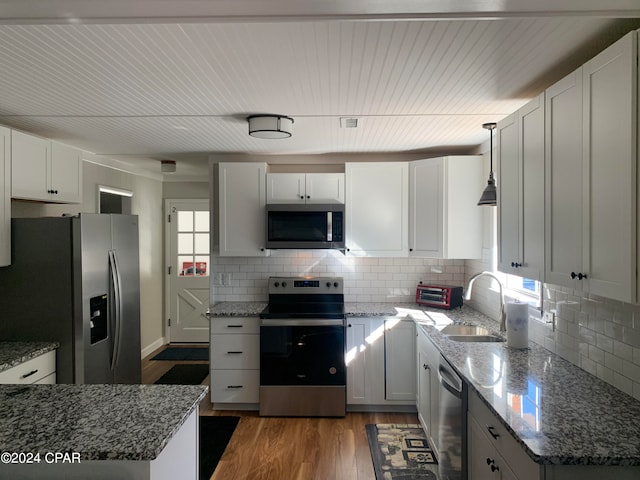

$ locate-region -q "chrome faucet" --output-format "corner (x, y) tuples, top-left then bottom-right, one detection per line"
(465, 271), (506, 332)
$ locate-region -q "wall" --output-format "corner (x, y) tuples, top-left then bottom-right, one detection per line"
(11, 160), (164, 357)
(465, 153), (640, 402)
(211, 251), (465, 303)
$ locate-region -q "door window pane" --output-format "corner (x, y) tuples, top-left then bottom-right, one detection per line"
(178, 211), (193, 232)
(178, 233), (194, 254)
(194, 233), (209, 254)
(195, 211), (209, 232)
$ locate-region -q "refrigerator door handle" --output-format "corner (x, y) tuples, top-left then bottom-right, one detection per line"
(108, 250), (123, 372)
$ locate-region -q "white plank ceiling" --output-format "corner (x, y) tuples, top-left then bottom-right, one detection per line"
(0, 1), (638, 178)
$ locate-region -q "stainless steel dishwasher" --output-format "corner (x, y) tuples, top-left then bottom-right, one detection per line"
(438, 354), (467, 480)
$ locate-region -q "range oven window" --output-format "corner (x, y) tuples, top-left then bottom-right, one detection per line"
(268, 211), (329, 242)
(260, 324), (346, 386)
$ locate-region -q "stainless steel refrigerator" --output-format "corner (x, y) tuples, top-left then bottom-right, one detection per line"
(0, 214), (141, 384)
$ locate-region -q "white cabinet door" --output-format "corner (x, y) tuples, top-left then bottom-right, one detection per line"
(0, 126), (10, 267)
(266, 173), (345, 204)
(346, 317), (386, 405)
(409, 158), (444, 257)
(498, 94), (545, 281)
(218, 162), (268, 256)
(545, 31), (637, 302)
(409, 156), (482, 258)
(384, 319), (416, 401)
(345, 162), (408, 257)
(305, 173), (345, 204)
(11, 130), (50, 202)
(497, 113), (520, 274)
(266, 173), (305, 204)
(582, 30), (636, 303)
(50, 142), (82, 203)
(545, 69), (584, 289)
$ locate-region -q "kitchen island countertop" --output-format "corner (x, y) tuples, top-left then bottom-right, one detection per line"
(0, 383), (208, 461)
(0, 342), (59, 374)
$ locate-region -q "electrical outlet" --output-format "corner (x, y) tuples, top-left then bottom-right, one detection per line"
(543, 311), (556, 331)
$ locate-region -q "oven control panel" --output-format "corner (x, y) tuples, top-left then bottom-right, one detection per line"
(268, 277), (343, 294)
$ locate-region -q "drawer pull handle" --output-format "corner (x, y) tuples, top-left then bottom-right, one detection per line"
(227, 351), (243, 354)
(486, 426), (500, 439)
(486, 458), (499, 472)
(227, 385), (243, 389)
(20, 369), (39, 379)
(226, 325), (243, 328)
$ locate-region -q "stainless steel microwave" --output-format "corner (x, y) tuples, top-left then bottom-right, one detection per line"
(266, 204), (345, 249)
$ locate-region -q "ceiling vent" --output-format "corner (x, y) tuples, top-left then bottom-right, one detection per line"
(340, 117), (358, 128)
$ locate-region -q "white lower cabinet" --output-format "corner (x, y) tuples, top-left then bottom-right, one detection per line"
(384, 318), (416, 401)
(415, 326), (440, 457)
(209, 317), (259, 408)
(0, 350), (56, 385)
(346, 317), (416, 408)
(467, 388), (640, 480)
(0, 125), (10, 267)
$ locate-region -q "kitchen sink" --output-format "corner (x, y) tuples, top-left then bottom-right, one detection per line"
(445, 334), (504, 343)
(440, 325), (491, 336)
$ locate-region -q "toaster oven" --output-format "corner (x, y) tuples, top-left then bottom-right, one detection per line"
(416, 284), (463, 309)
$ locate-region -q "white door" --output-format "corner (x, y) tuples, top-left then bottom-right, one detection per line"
(166, 199), (210, 343)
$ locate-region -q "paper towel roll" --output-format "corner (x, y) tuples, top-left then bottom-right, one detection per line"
(506, 302), (529, 349)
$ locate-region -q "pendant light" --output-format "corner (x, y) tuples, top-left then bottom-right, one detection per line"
(478, 122), (497, 206)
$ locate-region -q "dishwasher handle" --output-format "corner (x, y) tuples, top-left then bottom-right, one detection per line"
(439, 363), (463, 399)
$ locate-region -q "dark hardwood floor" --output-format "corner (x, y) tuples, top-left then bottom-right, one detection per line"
(142, 344), (418, 480)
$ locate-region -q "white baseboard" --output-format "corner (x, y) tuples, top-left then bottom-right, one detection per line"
(141, 336), (167, 359)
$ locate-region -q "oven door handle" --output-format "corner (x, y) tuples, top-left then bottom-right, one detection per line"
(260, 319), (345, 327)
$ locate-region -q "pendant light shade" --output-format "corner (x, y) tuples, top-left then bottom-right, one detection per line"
(248, 115), (294, 139)
(478, 122), (497, 206)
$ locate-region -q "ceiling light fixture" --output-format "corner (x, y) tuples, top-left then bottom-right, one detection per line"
(477, 122), (497, 206)
(160, 160), (176, 173)
(248, 114), (294, 139)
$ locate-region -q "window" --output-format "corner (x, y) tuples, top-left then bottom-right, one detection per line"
(177, 210), (210, 277)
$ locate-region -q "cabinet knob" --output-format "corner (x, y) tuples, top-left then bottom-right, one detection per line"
(300, 195), (304, 199)
(260, 248), (265, 252)
(486, 426), (500, 439)
(570, 272), (577, 279)
(578, 272), (587, 280)
(306, 195), (310, 199)
(511, 261), (522, 268)
(53, 190), (58, 194)
(423, 363), (429, 370)
(409, 248), (413, 252)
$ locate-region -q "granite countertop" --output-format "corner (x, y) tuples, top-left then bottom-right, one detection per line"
(0, 384), (208, 461)
(207, 301), (420, 317)
(414, 307), (640, 467)
(0, 342), (59, 373)
(207, 302), (267, 317)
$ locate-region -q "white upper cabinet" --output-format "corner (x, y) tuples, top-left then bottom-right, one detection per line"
(545, 31), (637, 303)
(497, 94), (545, 280)
(11, 131), (82, 204)
(409, 156), (483, 259)
(218, 162), (269, 257)
(266, 173), (344, 204)
(50, 142), (83, 203)
(345, 162), (408, 257)
(0, 126), (10, 267)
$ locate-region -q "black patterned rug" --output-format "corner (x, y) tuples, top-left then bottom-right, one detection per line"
(366, 423), (439, 480)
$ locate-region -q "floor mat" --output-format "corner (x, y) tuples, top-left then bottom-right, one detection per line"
(366, 423), (439, 480)
(154, 364), (209, 385)
(151, 347), (209, 361)
(200, 416), (240, 480)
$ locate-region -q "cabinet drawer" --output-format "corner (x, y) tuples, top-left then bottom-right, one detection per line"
(0, 351), (56, 384)
(210, 369), (259, 403)
(210, 334), (259, 369)
(210, 317), (260, 335)
(468, 390), (540, 480)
